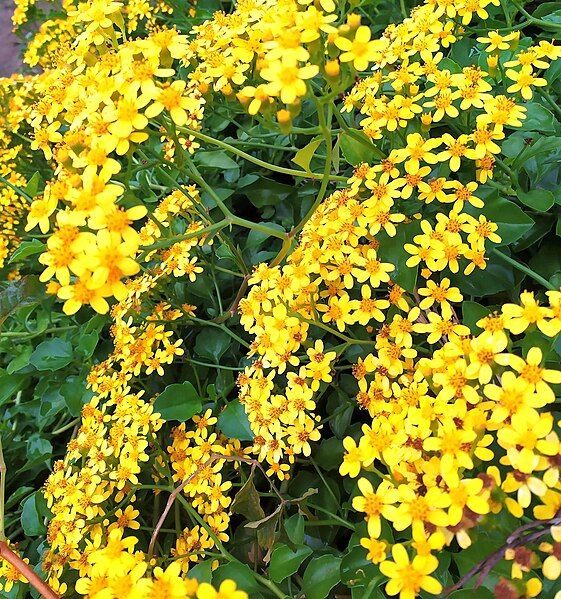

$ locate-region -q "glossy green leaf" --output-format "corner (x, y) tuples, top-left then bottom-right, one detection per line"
(376, 220), (422, 292)
(0, 275), (44, 326)
(29, 338), (73, 371)
(477, 197), (534, 245)
(194, 150), (239, 170)
(8, 239), (45, 264)
(302, 555), (342, 599)
(217, 399), (254, 441)
(292, 138), (323, 173)
(194, 329), (232, 362)
(270, 544), (313, 583)
(340, 129), (380, 165)
(516, 188), (555, 212)
(213, 562), (261, 593)
(0, 372), (25, 405)
(153, 381), (202, 421)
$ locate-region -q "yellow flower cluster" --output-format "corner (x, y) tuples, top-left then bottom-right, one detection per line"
(40, 189), (245, 597)
(75, 545), (247, 599)
(17, 1), (206, 314)
(0, 76), (36, 269)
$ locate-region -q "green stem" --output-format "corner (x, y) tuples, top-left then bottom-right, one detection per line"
(139, 220), (230, 253)
(0, 174), (32, 202)
(537, 89), (561, 121)
(175, 125), (347, 182)
(492, 248), (555, 290)
(51, 418), (80, 436)
(187, 358), (244, 371)
(0, 325), (77, 340)
(183, 155), (288, 240)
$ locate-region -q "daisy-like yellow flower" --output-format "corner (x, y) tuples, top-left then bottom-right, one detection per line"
(380, 544), (442, 599)
(335, 26), (382, 71)
(506, 65), (547, 100)
(260, 58), (319, 105)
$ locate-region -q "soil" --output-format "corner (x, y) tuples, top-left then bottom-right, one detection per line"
(0, 1), (23, 78)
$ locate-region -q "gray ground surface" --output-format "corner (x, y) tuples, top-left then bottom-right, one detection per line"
(0, 1), (23, 78)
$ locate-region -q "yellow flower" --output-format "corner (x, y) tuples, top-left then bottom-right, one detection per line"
(25, 194), (58, 234)
(145, 80), (203, 126)
(260, 59), (319, 105)
(477, 30), (519, 53)
(502, 291), (553, 335)
(352, 479), (399, 537)
(380, 544), (442, 599)
(418, 278), (463, 310)
(506, 65), (547, 100)
(335, 26), (382, 71)
(30, 120), (62, 160)
(196, 579), (248, 599)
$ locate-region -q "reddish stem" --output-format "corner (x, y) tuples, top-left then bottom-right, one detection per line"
(0, 541), (59, 599)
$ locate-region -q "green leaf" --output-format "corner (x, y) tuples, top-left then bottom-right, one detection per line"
(194, 150), (239, 170)
(0, 275), (45, 326)
(188, 560), (213, 583)
(61, 377), (93, 416)
(292, 139), (323, 173)
(376, 220), (422, 292)
(270, 544), (313, 583)
(23, 171), (42, 198)
(153, 381), (202, 421)
(217, 399), (254, 441)
(21, 492), (48, 536)
(340, 546), (379, 585)
(241, 177), (293, 208)
(0, 372), (25, 406)
(194, 329), (231, 362)
(477, 196), (534, 245)
(450, 253), (514, 296)
(29, 338), (73, 371)
(516, 188), (555, 212)
(513, 137), (561, 168)
(26, 433), (52, 462)
(519, 103), (557, 134)
(284, 513), (305, 545)
(461, 301), (489, 334)
(8, 239), (45, 264)
(302, 555), (342, 599)
(340, 129), (380, 166)
(231, 473), (265, 522)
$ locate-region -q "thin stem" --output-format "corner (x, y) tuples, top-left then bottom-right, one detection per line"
(0, 175), (32, 202)
(140, 220), (229, 253)
(0, 325), (77, 340)
(50, 418), (80, 436)
(492, 248), (555, 290)
(175, 125), (348, 182)
(537, 88), (561, 121)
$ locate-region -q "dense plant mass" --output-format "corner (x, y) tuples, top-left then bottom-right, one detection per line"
(2, 0), (561, 597)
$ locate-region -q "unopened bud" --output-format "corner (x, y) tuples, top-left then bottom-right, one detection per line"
(421, 113), (432, 129)
(277, 109), (292, 133)
(487, 54), (499, 76)
(347, 13), (361, 29)
(325, 59), (340, 81)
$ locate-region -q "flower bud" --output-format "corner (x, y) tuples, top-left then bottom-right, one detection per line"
(347, 13), (361, 29)
(487, 54), (498, 77)
(277, 109), (292, 133)
(325, 59), (340, 82)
